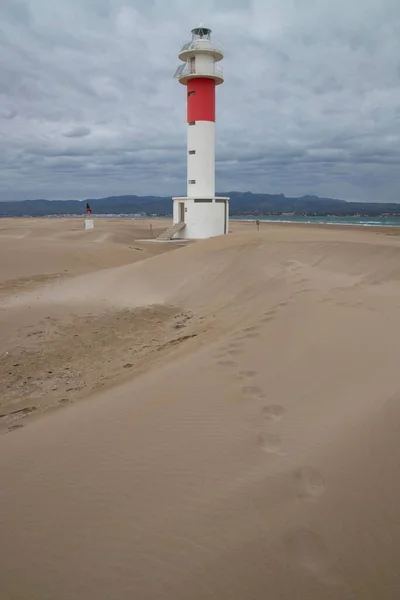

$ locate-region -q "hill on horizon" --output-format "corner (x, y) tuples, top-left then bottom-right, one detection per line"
(1, 192), (400, 217)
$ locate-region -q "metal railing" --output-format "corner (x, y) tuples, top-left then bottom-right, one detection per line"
(173, 62), (224, 79)
(179, 40), (224, 55)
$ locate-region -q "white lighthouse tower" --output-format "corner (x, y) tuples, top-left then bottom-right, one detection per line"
(171, 25), (229, 240)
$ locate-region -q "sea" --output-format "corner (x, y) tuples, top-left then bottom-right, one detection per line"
(231, 215), (400, 227)
(42, 214), (400, 227)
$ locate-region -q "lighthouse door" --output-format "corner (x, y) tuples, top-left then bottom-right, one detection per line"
(179, 202), (185, 223)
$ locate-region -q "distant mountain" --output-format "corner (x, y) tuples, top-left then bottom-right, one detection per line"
(1, 192), (400, 217)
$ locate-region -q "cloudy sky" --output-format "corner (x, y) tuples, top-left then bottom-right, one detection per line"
(1, 0), (399, 202)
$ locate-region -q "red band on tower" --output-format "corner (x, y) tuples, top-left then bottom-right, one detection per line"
(187, 78), (216, 122)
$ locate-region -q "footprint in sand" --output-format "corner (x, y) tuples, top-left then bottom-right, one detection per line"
(215, 340), (244, 359)
(236, 370), (257, 381)
(243, 325), (259, 333)
(241, 385), (266, 399)
(283, 260), (302, 272)
(294, 466), (326, 501)
(283, 529), (327, 575)
(260, 315), (275, 323)
(239, 370), (257, 378)
(217, 360), (237, 368)
(338, 301), (364, 308)
(228, 341), (243, 349)
(236, 330), (260, 341)
(257, 403), (286, 454)
(244, 332), (260, 339)
(226, 348), (244, 356)
(241, 325), (261, 339)
(282, 529), (341, 585)
(262, 404), (285, 421)
(257, 432), (282, 454)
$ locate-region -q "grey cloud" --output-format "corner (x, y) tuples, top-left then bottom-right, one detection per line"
(63, 126), (91, 138)
(0, 0), (399, 202)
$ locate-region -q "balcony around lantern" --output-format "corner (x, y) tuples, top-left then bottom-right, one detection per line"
(173, 62), (224, 85)
(178, 39), (224, 63)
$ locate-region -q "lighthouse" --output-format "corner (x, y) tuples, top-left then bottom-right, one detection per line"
(171, 26), (229, 240)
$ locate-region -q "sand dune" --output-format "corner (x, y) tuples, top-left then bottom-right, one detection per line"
(0, 217), (174, 285)
(1, 219), (400, 599)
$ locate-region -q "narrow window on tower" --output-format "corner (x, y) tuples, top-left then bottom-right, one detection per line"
(188, 121), (196, 126)
(188, 150), (196, 154)
(188, 91), (195, 96)
(188, 180), (196, 184)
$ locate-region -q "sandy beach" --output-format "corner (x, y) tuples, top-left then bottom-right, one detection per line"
(1, 217), (400, 599)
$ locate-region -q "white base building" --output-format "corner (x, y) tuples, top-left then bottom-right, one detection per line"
(172, 196), (229, 239)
